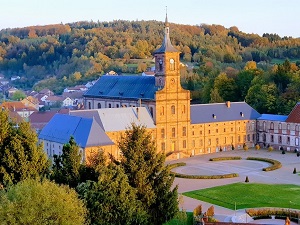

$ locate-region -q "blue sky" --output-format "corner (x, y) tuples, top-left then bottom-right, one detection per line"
(1, 0), (299, 37)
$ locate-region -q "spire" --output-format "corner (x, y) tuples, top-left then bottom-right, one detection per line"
(153, 9), (179, 54)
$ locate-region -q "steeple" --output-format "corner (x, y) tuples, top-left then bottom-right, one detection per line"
(153, 10), (179, 54)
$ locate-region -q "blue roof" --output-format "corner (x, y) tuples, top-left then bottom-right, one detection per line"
(191, 102), (261, 124)
(84, 75), (158, 100)
(39, 114), (113, 147)
(257, 114), (288, 122)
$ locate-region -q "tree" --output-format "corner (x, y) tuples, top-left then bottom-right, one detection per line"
(0, 110), (49, 188)
(0, 179), (86, 225)
(11, 90), (26, 101)
(77, 164), (148, 225)
(118, 124), (179, 225)
(51, 136), (82, 188)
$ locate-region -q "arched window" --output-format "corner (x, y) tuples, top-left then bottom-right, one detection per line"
(263, 122), (266, 131)
(279, 123), (282, 130)
(160, 106), (164, 116)
(97, 103), (101, 109)
(270, 122), (274, 130)
(108, 103), (112, 108)
(296, 125), (299, 132)
(171, 105), (175, 114)
(182, 105), (186, 114)
(88, 102), (91, 109)
(287, 124), (290, 130)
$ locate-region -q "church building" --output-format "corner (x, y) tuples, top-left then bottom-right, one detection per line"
(40, 15), (260, 161)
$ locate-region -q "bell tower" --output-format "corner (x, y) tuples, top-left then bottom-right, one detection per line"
(154, 13), (191, 155)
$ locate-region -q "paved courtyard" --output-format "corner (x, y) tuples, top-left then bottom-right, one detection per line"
(170, 149), (300, 224)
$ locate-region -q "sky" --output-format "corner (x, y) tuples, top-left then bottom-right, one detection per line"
(1, 0), (299, 37)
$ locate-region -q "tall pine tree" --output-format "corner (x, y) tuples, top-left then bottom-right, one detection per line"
(118, 123), (179, 225)
(0, 110), (49, 188)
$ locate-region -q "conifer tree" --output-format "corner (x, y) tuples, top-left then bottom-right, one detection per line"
(0, 110), (49, 188)
(51, 136), (82, 188)
(118, 123), (179, 225)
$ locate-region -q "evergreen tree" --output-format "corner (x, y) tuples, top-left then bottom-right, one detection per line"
(77, 164), (148, 225)
(51, 136), (82, 188)
(118, 124), (179, 225)
(0, 110), (49, 188)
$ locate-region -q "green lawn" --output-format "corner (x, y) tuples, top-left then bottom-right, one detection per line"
(164, 212), (193, 225)
(183, 183), (300, 210)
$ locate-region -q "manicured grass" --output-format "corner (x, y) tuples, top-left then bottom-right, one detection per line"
(183, 183), (300, 210)
(164, 212), (193, 225)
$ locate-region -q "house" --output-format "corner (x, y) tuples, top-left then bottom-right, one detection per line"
(62, 97), (73, 107)
(62, 91), (84, 105)
(6, 87), (18, 97)
(29, 109), (69, 133)
(38, 114), (114, 162)
(39, 89), (54, 96)
(21, 96), (40, 110)
(44, 95), (64, 107)
(63, 85), (88, 93)
(1, 101), (37, 119)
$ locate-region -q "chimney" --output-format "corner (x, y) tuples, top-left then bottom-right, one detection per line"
(226, 101), (230, 108)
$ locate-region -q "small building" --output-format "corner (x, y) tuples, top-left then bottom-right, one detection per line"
(1, 101), (37, 119)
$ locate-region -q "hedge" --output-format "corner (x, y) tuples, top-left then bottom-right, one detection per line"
(246, 208), (300, 219)
(170, 172), (239, 179)
(209, 156), (242, 161)
(246, 157), (282, 171)
(168, 162), (186, 170)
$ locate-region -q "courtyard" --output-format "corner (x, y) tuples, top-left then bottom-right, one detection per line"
(171, 149), (300, 222)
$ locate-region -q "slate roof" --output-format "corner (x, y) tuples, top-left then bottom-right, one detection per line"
(39, 114), (113, 148)
(286, 102), (300, 123)
(258, 114), (288, 122)
(83, 75), (158, 100)
(70, 107), (156, 132)
(190, 102), (261, 124)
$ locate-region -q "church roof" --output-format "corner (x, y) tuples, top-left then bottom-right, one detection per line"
(83, 75), (158, 100)
(70, 107), (156, 132)
(190, 102), (260, 124)
(39, 114), (113, 148)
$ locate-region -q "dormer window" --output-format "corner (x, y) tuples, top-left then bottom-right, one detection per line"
(240, 112), (244, 117)
(159, 59), (163, 71)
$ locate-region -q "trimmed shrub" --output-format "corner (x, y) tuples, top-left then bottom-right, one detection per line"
(282, 150), (286, 154)
(268, 146), (274, 152)
(245, 176), (249, 182)
(243, 143), (248, 150)
(246, 157), (282, 171)
(193, 204), (202, 216)
(297, 152), (300, 157)
(231, 145), (235, 150)
(255, 144), (260, 150)
(293, 168), (297, 174)
(168, 162), (186, 170)
(209, 156), (241, 161)
(171, 172), (239, 179)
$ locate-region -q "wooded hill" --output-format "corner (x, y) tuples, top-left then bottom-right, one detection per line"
(0, 20), (300, 114)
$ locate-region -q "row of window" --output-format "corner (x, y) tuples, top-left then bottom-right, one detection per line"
(261, 134), (299, 146)
(259, 121), (299, 131)
(161, 127), (187, 138)
(160, 105), (186, 116)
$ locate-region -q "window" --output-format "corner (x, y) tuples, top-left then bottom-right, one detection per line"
(108, 103), (112, 108)
(116, 104), (119, 108)
(88, 102), (91, 109)
(247, 134), (250, 141)
(182, 105), (186, 114)
(182, 127), (186, 136)
(263, 134), (266, 142)
(200, 131), (203, 135)
(296, 125), (299, 132)
(161, 128), (165, 139)
(287, 124), (290, 131)
(208, 130), (211, 134)
(172, 128), (175, 138)
(192, 140), (195, 147)
(224, 137), (227, 144)
(216, 138), (219, 145)
(97, 103), (101, 109)
(263, 122), (266, 131)
(271, 135), (274, 142)
(171, 105), (175, 114)
(200, 139), (203, 146)
(231, 127), (233, 132)
(279, 136), (282, 143)
(224, 128), (226, 132)
(216, 129), (218, 133)
(183, 140), (187, 148)
(296, 138), (299, 146)
(270, 122), (274, 130)
(238, 135), (240, 142)
(150, 107), (153, 117)
(192, 131), (195, 135)
(279, 123), (282, 130)
(161, 142), (165, 151)
(287, 137), (290, 144)
(208, 139), (211, 145)
(161, 106), (164, 116)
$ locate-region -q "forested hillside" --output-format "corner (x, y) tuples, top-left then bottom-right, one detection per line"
(0, 20), (300, 114)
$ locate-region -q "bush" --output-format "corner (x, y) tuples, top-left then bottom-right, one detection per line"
(297, 152), (300, 157)
(245, 176), (249, 182)
(282, 150), (286, 154)
(171, 172), (239, 179)
(255, 144), (260, 150)
(268, 146), (274, 151)
(193, 204), (202, 216)
(209, 157), (241, 161)
(247, 208), (299, 219)
(168, 162), (186, 170)
(246, 157), (282, 171)
(243, 143), (248, 150)
(231, 145), (235, 150)
(293, 168), (297, 174)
